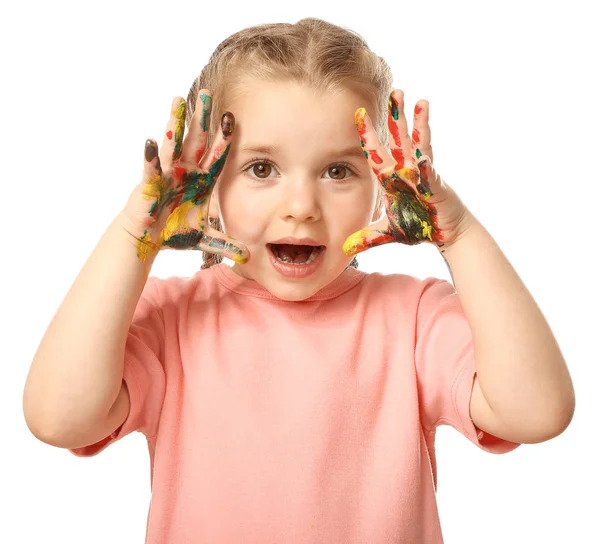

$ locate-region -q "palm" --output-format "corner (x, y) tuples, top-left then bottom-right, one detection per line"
(343, 91), (449, 256)
(130, 94), (249, 265)
(377, 163), (440, 246)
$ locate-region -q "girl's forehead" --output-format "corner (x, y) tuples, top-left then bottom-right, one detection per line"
(228, 82), (373, 141)
(230, 80), (372, 117)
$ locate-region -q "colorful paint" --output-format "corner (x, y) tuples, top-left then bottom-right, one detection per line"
(344, 91), (444, 256)
(195, 92), (212, 164)
(133, 100), (248, 265)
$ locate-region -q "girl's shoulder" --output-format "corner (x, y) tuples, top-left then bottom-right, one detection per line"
(141, 267), (218, 310)
(359, 270), (450, 298)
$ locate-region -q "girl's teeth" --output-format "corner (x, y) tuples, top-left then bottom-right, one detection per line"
(276, 246), (320, 265)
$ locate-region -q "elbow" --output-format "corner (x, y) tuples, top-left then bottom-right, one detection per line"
(524, 395), (576, 444)
(23, 394), (88, 449)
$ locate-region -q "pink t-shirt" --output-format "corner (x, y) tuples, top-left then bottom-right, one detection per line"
(69, 263), (520, 543)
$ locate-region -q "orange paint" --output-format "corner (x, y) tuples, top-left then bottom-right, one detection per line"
(354, 108), (366, 133)
(166, 130), (173, 140)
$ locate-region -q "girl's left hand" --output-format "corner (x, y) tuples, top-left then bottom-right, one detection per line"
(343, 89), (472, 257)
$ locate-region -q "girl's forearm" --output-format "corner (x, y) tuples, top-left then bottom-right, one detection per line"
(23, 213), (157, 440)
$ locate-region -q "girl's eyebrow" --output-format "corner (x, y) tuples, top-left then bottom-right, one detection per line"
(238, 143), (366, 161)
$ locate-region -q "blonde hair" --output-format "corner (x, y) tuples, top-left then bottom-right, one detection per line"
(185, 17), (393, 270)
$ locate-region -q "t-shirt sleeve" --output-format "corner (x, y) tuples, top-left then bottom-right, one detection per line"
(69, 277), (166, 457)
(414, 277), (520, 454)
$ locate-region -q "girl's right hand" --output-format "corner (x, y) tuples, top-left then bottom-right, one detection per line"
(120, 92), (249, 264)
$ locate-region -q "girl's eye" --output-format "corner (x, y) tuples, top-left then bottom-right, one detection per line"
(246, 162), (276, 180)
(243, 160), (355, 183)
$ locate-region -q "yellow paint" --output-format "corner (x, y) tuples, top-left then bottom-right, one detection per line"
(160, 199), (195, 243)
(173, 98), (186, 146)
(136, 231), (159, 263)
(398, 166), (419, 184)
(343, 229), (372, 256)
(354, 108), (366, 130)
(420, 219), (433, 241)
(141, 173), (165, 201)
(231, 253), (248, 264)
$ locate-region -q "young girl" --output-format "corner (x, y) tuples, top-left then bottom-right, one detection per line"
(23, 18), (575, 543)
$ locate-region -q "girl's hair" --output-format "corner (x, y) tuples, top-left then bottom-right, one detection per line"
(185, 17), (393, 270)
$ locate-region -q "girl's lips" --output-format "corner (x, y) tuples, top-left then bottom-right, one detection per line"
(269, 237), (324, 247)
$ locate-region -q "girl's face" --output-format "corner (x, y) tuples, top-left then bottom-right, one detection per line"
(210, 80), (380, 301)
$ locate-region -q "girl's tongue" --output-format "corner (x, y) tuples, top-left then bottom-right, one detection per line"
(273, 244), (315, 264)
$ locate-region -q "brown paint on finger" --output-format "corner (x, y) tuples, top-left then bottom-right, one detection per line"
(144, 140), (162, 175)
(221, 112), (235, 138)
(145, 139), (158, 162)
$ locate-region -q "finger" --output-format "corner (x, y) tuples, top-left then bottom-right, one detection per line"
(121, 139), (165, 240)
(342, 215), (394, 257)
(180, 89), (212, 166)
(416, 155), (447, 208)
(159, 97), (187, 173)
(195, 225), (250, 264)
(140, 139), (165, 221)
(354, 107), (396, 183)
(198, 111), (235, 181)
(388, 89), (414, 168)
(413, 99), (433, 164)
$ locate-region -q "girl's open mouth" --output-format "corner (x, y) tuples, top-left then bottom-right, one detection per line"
(268, 243), (325, 265)
(267, 243), (327, 278)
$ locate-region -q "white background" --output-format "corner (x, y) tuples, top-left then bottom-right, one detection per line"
(2, 0), (598, 542)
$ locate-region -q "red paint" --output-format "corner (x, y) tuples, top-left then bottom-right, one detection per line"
(369, 150), (384, 164)
(388, 114), (403, 147)
(166, 130), (173, 140)
(363, 231), (395, 251)
(171, 194), (184, 209)
(173, 166), (186, 182)
(412, 128), (421, 144)
(195, 144), (207, 165)
(391, 148), (405, 168)
(388, 114), (405, 168)
(415, 104), (423, 115)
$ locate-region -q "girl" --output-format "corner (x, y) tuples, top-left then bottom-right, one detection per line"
(23, 18), (575, 543)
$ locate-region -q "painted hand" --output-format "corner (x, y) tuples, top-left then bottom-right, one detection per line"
(123, 93), (249, 264)
(343, 90), (471, 257)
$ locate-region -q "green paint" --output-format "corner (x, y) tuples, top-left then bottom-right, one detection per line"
(199, 93), (212, 132)
(208, 143), (230, 180)
(390, 94), (399, 121)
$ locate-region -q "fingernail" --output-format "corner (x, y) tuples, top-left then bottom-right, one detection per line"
(221, 112), (235, 137)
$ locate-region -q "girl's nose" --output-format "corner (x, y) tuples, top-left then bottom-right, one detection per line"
(279, 180), (322, 222)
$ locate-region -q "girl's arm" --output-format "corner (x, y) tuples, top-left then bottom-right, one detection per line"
(23, 212), (158, 448)
(443, 211), (575, 444)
